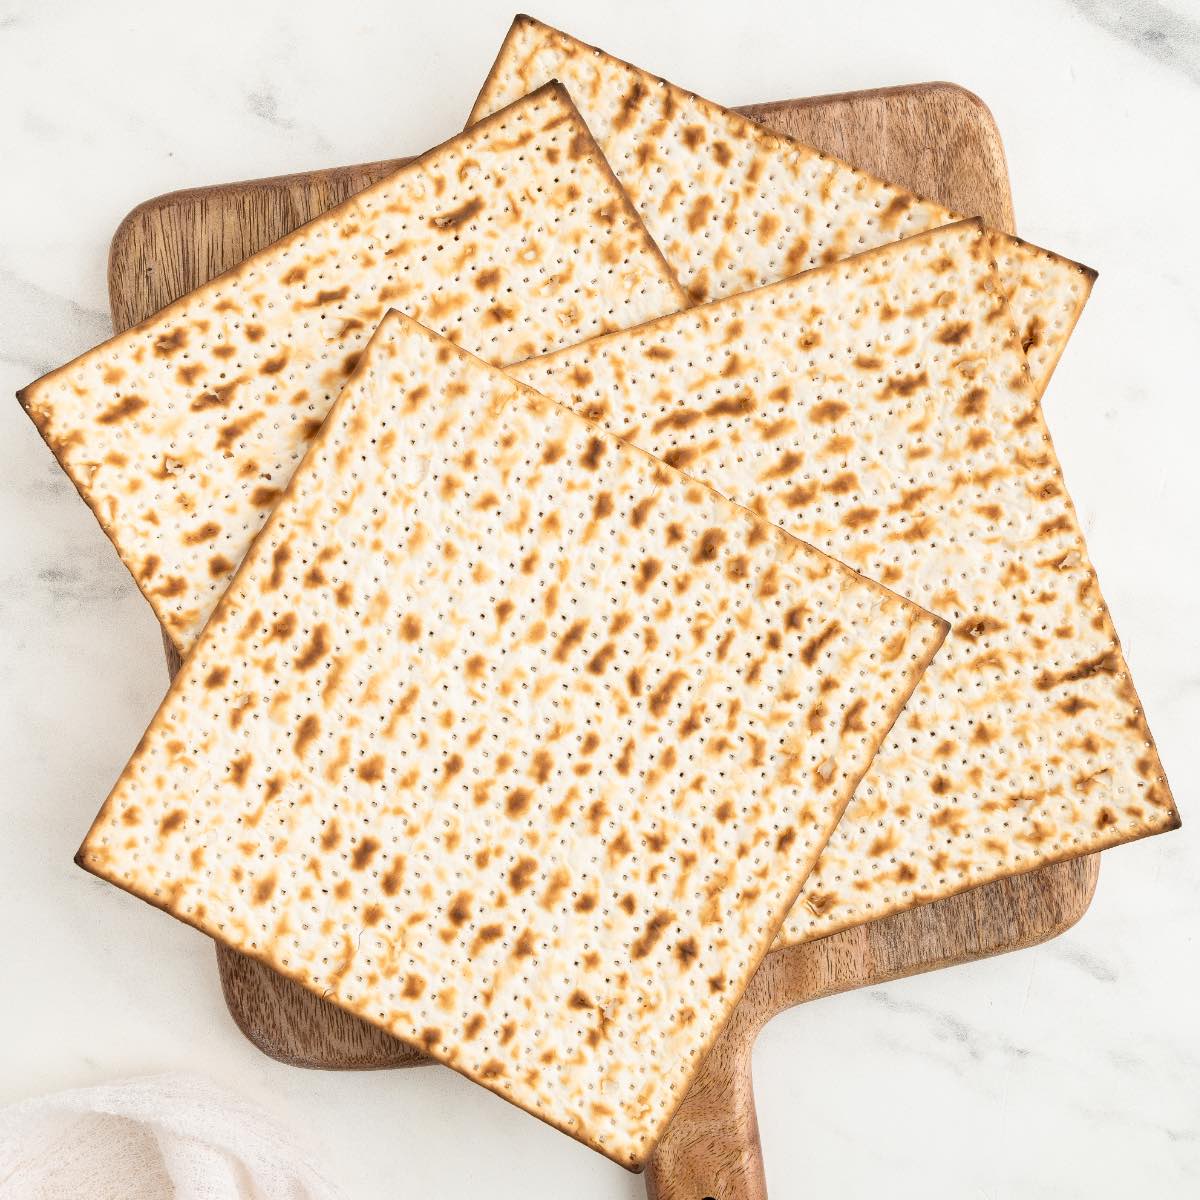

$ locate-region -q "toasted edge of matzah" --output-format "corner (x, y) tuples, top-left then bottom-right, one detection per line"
(77, 310), (948, 1167)
(988, 230), (1097, 393)
(799, 790), (1181, 947)
(18, 81), (689, 656)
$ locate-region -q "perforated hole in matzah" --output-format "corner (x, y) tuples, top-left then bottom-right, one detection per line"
(468, 17), (1095, 397)
(78, 313), (946, 1168)
(508, 219), (1177, 948)
(19, 82), (688, 654)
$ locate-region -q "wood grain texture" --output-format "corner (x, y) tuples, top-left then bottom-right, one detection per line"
(739, 83), (1014, 228)
(108, 82), (1099, 1190)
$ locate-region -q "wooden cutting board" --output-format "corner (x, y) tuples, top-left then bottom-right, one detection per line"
(108, 82), (1100, 1197)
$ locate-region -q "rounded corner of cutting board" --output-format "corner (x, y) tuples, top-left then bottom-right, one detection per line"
(108, 193), (168, 306)
(919, 80), (1003, 125)
(107, 185), (216, 330)
(109, 81), (1086, 1069)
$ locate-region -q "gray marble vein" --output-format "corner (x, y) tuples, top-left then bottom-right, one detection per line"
(0, 266), (112, 378)
(1052, 944), (1120, 984)
(246, 86), (296, 130)
(1067, 0), (1200, 85)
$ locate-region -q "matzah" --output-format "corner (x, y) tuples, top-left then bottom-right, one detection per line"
(508, 219), (1179, 947)
(469, 16), (1094, 398)
(18, 83), (687, 654)
(77, 312), (946, 1166)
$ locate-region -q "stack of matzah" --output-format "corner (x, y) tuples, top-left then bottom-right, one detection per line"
(20, 85), (687, 653)
(77, 314), (945, 1163)
(18, 12), (1176, 1172)
(510, 218), (1178, 945)
(468, 17), (1095, 401)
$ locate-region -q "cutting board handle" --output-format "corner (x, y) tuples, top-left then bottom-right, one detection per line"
(644, 1017), (767, 1200)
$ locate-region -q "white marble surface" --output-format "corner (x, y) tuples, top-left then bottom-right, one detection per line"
(1, 0), (1197, 1196)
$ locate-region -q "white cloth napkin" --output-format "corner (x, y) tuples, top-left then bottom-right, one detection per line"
(0, 1073), (342, 1200)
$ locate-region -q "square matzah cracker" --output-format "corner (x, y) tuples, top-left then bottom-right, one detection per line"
(78, 313), (946, 1167)
(469, 16), (1094, 399)
(508, 219), (1179, 948)
(19, 83), (687, 655)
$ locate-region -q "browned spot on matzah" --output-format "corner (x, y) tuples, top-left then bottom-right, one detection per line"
(97, 395), (146, 425)
(631, 911), (673, 959)
(432, 197), (485, 229)
(509, 857), (537, 893)
(158, 809), (185, 836)
(295, 625), (329, 671)
(294, 714), (319, 758)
